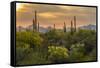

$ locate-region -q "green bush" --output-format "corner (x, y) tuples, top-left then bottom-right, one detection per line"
(16, 49), (51, 65)
(16, 45), (31, 64)
(48, 46), (69, 63)
(16, 31), (43, 48)
(69, 43), (85, 62)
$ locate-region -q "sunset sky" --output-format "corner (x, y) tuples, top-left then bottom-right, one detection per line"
(16, 3), (96, 29)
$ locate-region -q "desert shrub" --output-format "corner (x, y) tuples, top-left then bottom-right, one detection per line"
(16, 43), (31, 64)
(45, 30), (65, 46)
(48, 46), (69, 63)
(16, 48), (51, 65)
(16, 31), (43, 48)
(83, 47), (97, 61)
(63, 29), (96, 53)
(69, 43), (85, 62)
(72, 29), (96, 53)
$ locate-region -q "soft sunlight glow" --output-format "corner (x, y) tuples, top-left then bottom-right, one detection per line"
(16, 3), (23, 11)
(39, 13), (57, 18)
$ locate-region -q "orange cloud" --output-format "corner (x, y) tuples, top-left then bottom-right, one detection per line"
(39, 12), (57, 18)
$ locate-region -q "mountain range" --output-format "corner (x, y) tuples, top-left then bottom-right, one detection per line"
(16, 24), (96, 32)
(78, 24), (96, 30)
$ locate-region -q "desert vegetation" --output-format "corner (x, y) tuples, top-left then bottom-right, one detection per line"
(16, 29), (97, 65)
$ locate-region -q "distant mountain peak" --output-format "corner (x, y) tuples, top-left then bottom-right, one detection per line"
(79, 24), (96, 30)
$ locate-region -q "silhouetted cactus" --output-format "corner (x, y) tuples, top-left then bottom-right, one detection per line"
(71, 20), (73, 34)
(33, 10), (38, 31)
(74, 16), (76, 32)
(35, 10), (37, 30)
(38, 22), (39, 32)
(70, 16), (76, 34)
(54, 24), (55, 30)
(63, 22), (66, 32)
(33, 18), (35, 31)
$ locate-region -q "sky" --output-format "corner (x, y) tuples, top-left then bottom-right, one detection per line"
(16, 3), (96, 29)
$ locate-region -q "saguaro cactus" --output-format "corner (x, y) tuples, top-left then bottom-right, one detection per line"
(38, 22), (39, 32)
(74, 16), (76, 32)
(33, 10), (38, 31)
(35, 10), (37, 29)
(63, 22), (66, 32)
(33, 18), (35, 31)
(71, 20), (73, 34)
(54, 24), (55, 30)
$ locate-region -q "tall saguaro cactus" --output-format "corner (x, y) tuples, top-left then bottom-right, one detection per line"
(74, 16), (76, 32)
(54, 24), (55, 30)
(71, 20), (73, 34)
(38, 22), (39, 32)
(33, 18), (35, 31)
(63, 22), (66, 32)
(35, 10), (37, 29)
(33, 10), (38, 31)
(70, 16), (77, 34)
